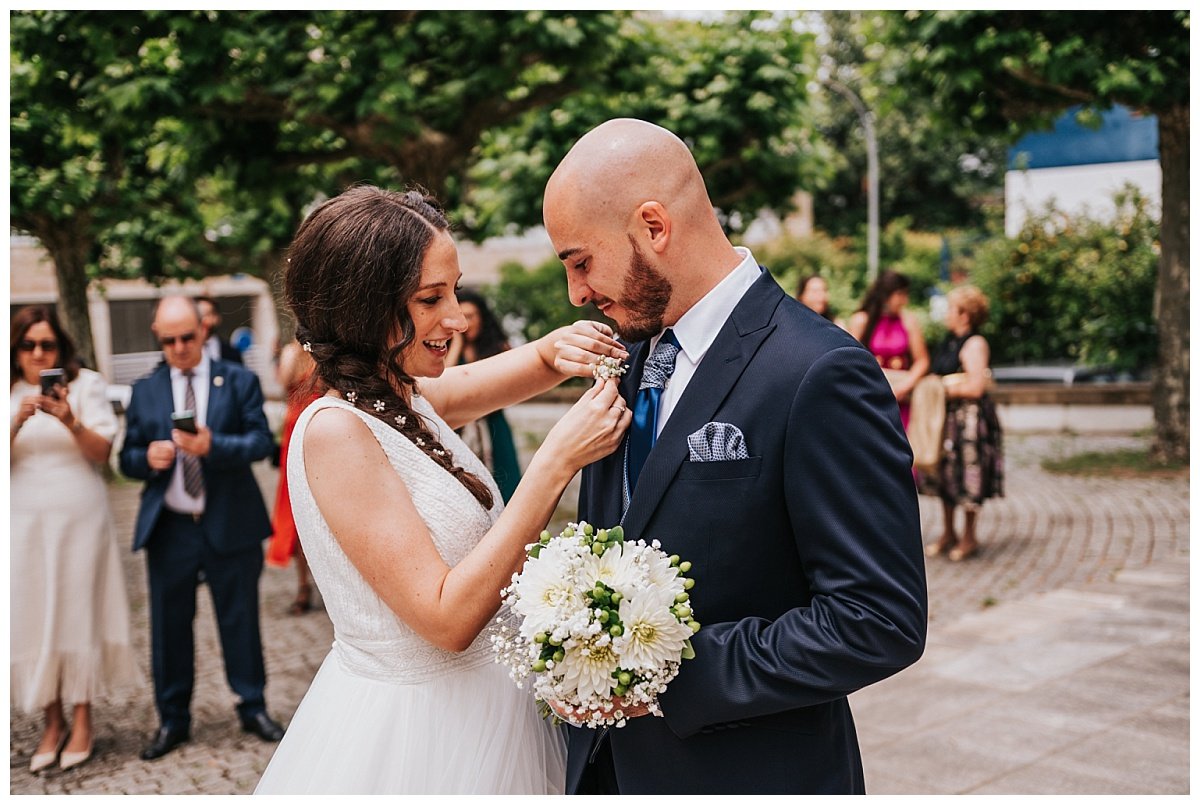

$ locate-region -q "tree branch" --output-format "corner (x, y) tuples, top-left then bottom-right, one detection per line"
(1001, 64), (1097, 105)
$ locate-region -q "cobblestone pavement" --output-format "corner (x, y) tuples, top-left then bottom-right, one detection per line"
(9, 421), (1188, 794)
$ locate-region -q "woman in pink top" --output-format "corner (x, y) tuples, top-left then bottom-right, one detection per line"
(849, 271), (929, 430)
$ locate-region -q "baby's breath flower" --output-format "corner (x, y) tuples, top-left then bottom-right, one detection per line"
(592, 355), (628, 381)
(492, 518), (700, 729)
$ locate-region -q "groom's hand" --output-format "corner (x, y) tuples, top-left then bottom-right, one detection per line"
(549, 321), (628, 378)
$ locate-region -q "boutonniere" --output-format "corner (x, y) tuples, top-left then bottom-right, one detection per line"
(213, 375), (225, 388)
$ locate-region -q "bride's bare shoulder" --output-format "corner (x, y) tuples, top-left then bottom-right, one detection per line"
(304, 404), (380, 456)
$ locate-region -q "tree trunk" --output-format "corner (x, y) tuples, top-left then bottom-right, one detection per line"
(35, 219), (98, 371)
(1149, 104), (1189, 464)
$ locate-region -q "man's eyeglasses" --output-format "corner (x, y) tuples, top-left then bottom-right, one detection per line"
(18, 339), (58, 352)
(159, 332), (199, 348)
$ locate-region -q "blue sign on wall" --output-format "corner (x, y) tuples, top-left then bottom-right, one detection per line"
(1008, 105), (1158, 170)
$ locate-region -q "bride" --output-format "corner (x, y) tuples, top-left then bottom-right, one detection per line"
(255, 185), (631, 794)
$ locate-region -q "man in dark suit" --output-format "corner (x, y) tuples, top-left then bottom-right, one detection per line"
(542, 119), (927, 794)
(119, 295), (284, 760)
(196, 294), (243, 364)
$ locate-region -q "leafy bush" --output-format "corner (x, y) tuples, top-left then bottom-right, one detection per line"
(487, 257), (608, 344)
(753, 221), (951, 325)
(753, 230), (860, 321)
(970, 188), (1158, 371)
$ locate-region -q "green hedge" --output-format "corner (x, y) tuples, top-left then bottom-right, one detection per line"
(487, 258), (609, 344)
(970, 188), (1158, 371)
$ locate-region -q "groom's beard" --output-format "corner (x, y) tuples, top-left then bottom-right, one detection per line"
(610, 240), (672, 343)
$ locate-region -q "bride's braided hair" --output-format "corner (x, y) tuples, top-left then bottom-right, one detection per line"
(285, 184), (494, 510)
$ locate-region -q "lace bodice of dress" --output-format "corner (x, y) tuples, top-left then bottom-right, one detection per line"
(288, 394), (511, 683)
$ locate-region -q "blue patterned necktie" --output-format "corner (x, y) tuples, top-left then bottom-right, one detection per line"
(627, 329), (681, 491)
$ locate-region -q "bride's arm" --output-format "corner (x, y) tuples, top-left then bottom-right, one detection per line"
(420, 321), (627, 430)
(303, 380), (630, 652)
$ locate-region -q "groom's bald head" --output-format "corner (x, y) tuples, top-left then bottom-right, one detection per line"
(543, 119), (739, 330)
(544, 119), (713, 239)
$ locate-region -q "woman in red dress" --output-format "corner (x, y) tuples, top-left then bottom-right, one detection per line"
(267, 340), (321, 614)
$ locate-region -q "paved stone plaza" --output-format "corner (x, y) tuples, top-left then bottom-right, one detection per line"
(9, 417), (1188, 794)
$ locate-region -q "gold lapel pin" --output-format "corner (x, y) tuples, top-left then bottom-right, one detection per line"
(213, 375), (225, 387)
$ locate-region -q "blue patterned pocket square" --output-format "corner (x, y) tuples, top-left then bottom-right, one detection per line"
(687, 422), (750, 462)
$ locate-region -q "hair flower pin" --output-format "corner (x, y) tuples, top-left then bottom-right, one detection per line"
(373, 400), (386, 412)
(433, 448), (446, 457)
(394, 415), (407, 426)
(302, 341), (312, 353)
(345, 390), (357, 404)
(415, 437), (425, 447)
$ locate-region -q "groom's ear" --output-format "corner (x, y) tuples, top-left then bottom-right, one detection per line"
(636, 201), (672, 255)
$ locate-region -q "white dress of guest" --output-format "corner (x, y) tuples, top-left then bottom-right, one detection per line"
(10, 368), (140, 713)
(255, 394), (566, 794)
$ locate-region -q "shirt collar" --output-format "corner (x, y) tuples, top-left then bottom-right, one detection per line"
(656, 246), (761, 364)
(170, 355), (211, 383)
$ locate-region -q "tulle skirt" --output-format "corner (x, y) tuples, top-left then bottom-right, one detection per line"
(255, 648), (566, 794)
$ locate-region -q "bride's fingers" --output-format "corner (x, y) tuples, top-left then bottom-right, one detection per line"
(590, 377), (621, 410)
(556, 329), (628, 361)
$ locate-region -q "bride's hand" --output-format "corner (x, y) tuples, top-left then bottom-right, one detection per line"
(546, 321), (628, 379)
(536, 378), (630, 473)
(547, 697), (652, 726)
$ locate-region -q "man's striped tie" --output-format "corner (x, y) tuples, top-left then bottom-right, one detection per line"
(181, 370), (204, 499)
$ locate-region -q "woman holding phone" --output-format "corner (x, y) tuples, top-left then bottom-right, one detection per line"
(10, 305), (139, 772)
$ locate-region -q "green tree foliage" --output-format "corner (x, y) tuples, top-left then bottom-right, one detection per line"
(811, 11), (1008, 236)
(970, 190), (1158, 372)
(468, 11), (828, 236)
(885, 9), (1189, 462)
(11, 12), (214, 363)
(488, 259), (607, 344)
(12, 10), (826, 344)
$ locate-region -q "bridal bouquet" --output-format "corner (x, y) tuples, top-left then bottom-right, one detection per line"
(491, 521), (700, 728)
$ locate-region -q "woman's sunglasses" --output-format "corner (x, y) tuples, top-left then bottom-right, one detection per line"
(18, 339), (58, 352)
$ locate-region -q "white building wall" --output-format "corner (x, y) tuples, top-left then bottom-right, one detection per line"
(1004, 159), (1161, 237)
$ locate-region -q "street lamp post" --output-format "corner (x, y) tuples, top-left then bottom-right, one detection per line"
(823, 78), (879, 282)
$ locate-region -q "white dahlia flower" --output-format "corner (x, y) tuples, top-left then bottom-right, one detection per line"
(615, 593), (695, 671)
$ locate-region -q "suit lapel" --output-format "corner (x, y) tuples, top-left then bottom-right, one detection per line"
(154, 365), (175, 433)
(206, 359), (229, 430)
(619, 271), (785, 540)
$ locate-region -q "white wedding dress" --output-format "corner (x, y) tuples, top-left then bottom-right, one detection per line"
(255, 395), (565, 794)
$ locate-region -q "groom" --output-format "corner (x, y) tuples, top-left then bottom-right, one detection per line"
(543, 119), (928, 794)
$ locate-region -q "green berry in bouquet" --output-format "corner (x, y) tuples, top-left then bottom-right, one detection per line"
(491, 521), (700, 728)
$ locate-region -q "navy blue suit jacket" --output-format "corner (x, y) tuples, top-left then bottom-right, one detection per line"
(566, 270), (928, 794)
(119, 360), (273, 555)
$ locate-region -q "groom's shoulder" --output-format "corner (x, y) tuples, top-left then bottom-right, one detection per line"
(767, 295), (866, 365)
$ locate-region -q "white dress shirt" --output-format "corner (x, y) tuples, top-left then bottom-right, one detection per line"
(654, 246), (762, 436)
(164, 356), (211, 514)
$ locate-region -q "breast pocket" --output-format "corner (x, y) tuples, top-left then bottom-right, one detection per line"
(676, 456), (762, 482)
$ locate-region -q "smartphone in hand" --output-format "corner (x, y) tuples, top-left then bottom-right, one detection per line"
(171, 410), (199, 434)
(39, 368), (65, 399)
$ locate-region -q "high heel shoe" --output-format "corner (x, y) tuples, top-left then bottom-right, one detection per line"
(287, 584), (313, 616)
(59, 738), (93, 771)
(29, 731), (69, 773)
